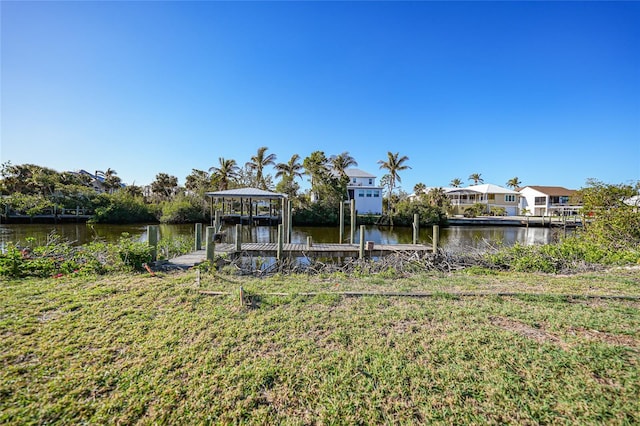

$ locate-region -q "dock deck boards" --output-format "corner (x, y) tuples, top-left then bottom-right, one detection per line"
(169, 243), (432, 268)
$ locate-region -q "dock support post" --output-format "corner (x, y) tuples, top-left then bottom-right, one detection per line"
(432, 225), (439, 252)
(277, 224), (284, 260)
(350, 199), (356, 244)
(195, 223), (202, 250)
(147, 225), (159, 261)
(234, 224), (241, 252)
(359, 225), (365, 259)
(206, 226), (215, 262)
(413, 214), (419, 244)
(281, 198), (288, 241)
(339, 201), (345, 243)
(306, 236), (313, 248)
(214, 210), (221, 231)
(287, 199), (293, 243)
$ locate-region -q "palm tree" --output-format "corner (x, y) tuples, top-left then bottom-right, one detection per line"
(209, 157), (239, 191)
(275, 154), (304, 181)
(506, 177), (522, 189)
(329, 152), (358, 179)
(450, 178), (463, 188)
(303, 151), (329, 201)
(245, 146), (277, 190)
(378, 151), (411, 213)
(413, 182), (427, 195)
(468, 173), (484, 185)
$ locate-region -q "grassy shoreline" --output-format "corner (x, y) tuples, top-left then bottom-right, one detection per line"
(2, 269), (639, 424)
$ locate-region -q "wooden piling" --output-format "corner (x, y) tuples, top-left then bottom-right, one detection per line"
(195, 223), (202, 251)
(306, 236), (313, 248)
(432, 225), (440, 252)
(287, 199), (293, 244)
(147, 225), (159, 261)
(359, 225), (365, 259)
(339, 201), (345, 243)
(350, 199), (356, 244)
(277, 224), (284, 260)
(206, 226), (215, 262)
(234, 224), (241, 252)
(413, 214), (419, 244)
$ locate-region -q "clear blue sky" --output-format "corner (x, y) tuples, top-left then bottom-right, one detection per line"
(2, 1), (639, 192)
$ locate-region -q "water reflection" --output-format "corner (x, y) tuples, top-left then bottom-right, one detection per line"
(1, 222), (557, 253)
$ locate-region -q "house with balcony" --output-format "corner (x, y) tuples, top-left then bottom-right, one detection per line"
(518, 186), (579, 216)
(344, 168), (383, 215)
(448, 184), (521, 216)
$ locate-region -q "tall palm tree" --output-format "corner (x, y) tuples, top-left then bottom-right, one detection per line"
(275, 154), (304, 181)
(450, 178), (463, 188)
(209, 157), (239, 191)
(378, 151), (410, 212)
(246, 146), (277, 190)
(506, 177), (522, 189)
(468, 173), (484, 185)
(303, 151), (329, 201)
(329, 151), (358, 179)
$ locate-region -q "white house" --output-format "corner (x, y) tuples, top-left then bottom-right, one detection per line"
(344, 168), (383, 215)
(518, 186), (579, 216)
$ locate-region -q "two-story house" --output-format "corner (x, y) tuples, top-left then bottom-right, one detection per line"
(518, 186), (579, 216)
(344, 168), (383, 215)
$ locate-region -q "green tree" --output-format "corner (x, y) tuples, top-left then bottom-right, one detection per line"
(185, 169), (211, 193)
(377, 151), (410, 213)
(303, 151), (330, 202)
(506, 177), (522, 189)
(246, 146), (277, 190)
(151, 173), (179, 200)
(413, 182), (427, 195)
(449, 178), (463, 188)
(102, 168), (122, 194)
(468, 173), (484, 185)
(209, 157), (239, 191)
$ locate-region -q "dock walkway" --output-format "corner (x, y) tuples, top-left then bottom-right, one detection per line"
(169, 242), (432, 269)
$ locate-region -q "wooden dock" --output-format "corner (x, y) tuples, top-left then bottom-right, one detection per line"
(169, 242), (432, 268)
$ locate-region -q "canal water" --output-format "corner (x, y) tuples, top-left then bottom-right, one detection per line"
(0, 222), (557, 253)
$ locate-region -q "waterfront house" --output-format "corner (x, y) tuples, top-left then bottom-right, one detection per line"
(518, 186), (579, 216)
(344, 168), (383, 215)
(449, 184), (521, 216)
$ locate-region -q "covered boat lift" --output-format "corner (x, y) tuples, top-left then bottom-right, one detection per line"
(205, 188), (288, 226)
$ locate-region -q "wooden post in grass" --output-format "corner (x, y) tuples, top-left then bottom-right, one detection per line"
(432, 225), (439, 252)
(350, 199), (356, 244)
(287, 199), (293, 244)
(339, 201), (345, 243)
(206, 226), (215, 262)
(195, 223), (202, 250)
(359, 225), (365, 259)
(277, 224), (284, 260)
(413, 214), (419, 244)
(147, 225), (159, 261)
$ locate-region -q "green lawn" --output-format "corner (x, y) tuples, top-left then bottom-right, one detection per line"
(2, 268), (639, 424)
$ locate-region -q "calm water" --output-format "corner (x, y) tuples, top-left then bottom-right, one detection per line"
(0, 222), (556, 253)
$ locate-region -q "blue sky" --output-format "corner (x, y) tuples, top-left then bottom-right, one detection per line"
(2, 1), (639, 192)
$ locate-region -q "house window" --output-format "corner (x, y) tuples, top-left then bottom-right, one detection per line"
(352, 178), (357, 183)
(358, 190), (364, 197)
(505, 194), (516, 202)
(535, 197), (546, 205)
(373, 190), (380, 197)
(488, 194), (495, 201)
(368, 178), (373, 185)
(366, 190), (372, 197)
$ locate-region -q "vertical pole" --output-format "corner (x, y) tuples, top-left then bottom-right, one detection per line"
(432, 225), (440, 252)
(306, 236), (313, 248)
(413, 213), (419, 244)
(235, 224), (241, 252)
(214, 210), (221, 231)
(277, 224), (284, 260)
(359, 225), (365, 259)
(206, 226), (215, 262)
(195, 223), (202, 251)
(281, 198), (287, 236)
(339, 201), (345, 243)
(287, 199), (293, 244)
(350, 199), (356, 244)
(147, 225), (159, 261)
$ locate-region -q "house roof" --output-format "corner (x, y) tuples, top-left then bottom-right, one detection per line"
(466, 184), (520, 194)
(519, 186), (576, 196)
(343, 168), (376, 178)
(205, 187), (287, 199)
